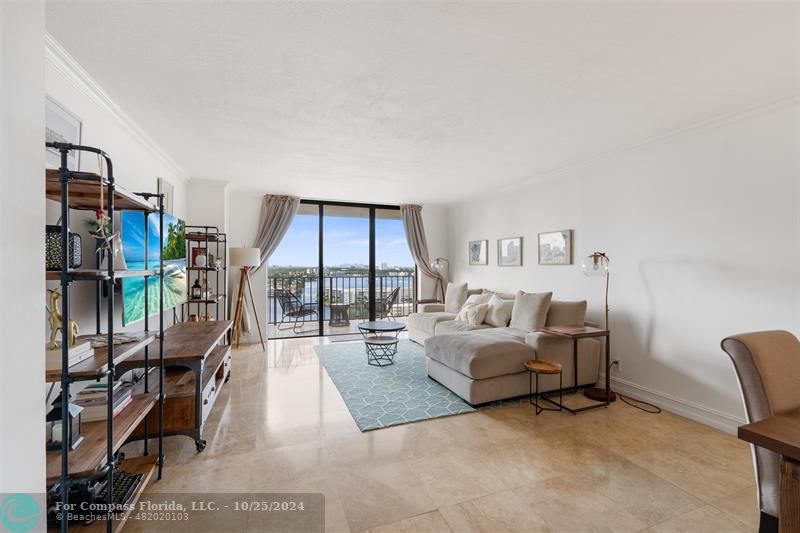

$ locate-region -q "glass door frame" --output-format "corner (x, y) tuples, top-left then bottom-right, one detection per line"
(300, 199), (411, 337)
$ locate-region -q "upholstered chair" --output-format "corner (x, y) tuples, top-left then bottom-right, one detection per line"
(721, 330), (800, 533)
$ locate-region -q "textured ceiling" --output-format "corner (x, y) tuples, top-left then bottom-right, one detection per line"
(46, 1), (799, 204)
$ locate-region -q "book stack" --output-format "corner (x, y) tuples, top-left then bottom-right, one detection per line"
(45, 341), (94, 371)
(74, 381), (133, 422)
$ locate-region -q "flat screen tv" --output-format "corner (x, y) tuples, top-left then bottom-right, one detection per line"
(121, 212), (187, 326)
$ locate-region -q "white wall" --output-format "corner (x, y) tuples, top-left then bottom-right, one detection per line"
(186, 179), (229, 322)
(186, 179), (229, 231)
(0, 1), (46, 492)
(227, 189), (267, 345)
(44, 36), (189, 335)
(446, 101), (800, 432)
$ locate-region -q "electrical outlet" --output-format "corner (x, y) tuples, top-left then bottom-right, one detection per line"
(611, 359), (622, 373)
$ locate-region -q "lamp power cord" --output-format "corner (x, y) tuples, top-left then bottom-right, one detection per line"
(606, 360), (662, 414)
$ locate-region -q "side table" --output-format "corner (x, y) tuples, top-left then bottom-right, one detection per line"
(540, 325), (611, 414)
(328, 303), (351, 327)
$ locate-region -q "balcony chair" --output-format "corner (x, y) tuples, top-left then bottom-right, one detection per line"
(721, 330), (800, 533)
(376, 287), (401, 321)
(275, 288), (318, 333)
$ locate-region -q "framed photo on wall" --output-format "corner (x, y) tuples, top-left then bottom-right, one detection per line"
(45, 97), (82, 170)
(497, 237), (522, 266)
(157, 177), (175, 215)
(538, 230), (573, 265)
(468, 240), (488, 265)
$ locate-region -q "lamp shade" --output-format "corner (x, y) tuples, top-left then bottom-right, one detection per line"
(581, 252), (609, 277)
(230, 247), (261, 267)
(431, 257), (449, 274)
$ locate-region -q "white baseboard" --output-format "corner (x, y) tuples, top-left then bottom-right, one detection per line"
(606, 375), (746, 435)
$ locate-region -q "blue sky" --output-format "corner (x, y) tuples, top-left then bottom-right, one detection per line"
(270, 214), (413, 267)
(121, 212), (179, 262)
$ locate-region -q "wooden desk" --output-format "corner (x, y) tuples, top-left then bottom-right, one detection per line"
(739, 409), (800, 532)
(541, 325), (611, 414)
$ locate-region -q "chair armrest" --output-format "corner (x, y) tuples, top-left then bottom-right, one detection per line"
(418, 303), (445, 313)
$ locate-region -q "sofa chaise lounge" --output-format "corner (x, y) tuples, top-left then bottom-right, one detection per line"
(407, 283), (603, 405)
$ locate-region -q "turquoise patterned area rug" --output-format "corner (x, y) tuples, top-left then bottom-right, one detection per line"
(314, 339), (477, 431)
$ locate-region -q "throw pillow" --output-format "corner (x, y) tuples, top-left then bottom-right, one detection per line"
(545, 300), (588, 326)
(444, 282), (468, 313)
(484, 294), (515, 327)
(462, 293), (492, 309)
(460, 303), (489, 326)
(509, 291), (553, 332)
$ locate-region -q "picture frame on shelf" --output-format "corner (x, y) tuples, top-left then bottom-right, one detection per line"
(468, 240), (488, 265)
(45, 97), (82, 170)
(497, 237), (522, 266)
(538, 230), (573, 265)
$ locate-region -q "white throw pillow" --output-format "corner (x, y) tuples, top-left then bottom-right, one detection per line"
(484, 294), (515, 327)
(509, 291), (553, 332)
(462, 293), (491, 310)
(458, 303), (489, 326)
(444, 282), (469, 313)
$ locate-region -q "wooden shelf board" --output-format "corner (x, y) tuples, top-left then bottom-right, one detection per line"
(186, 294), (225, 304)
(186, 233), (226, 242)
(46, 393), (157, 484)
(120, 321), (232, 366)
(46, 169), (157, 212)
(163, 368), (196, 398)
(186, 266), (221, 272)
(60, 454), (159, 533)
(202, 345), (230, 390)
(45, 269), (159, 281)
(46, 332), (158, 383)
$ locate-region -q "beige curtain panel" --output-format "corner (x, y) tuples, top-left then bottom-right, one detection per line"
(400, 204), (443, 300)
(254, 194), (302, 267)
(234, 194), (300, 332)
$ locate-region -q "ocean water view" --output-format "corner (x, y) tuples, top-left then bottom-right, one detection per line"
(122, 260), (187, 325)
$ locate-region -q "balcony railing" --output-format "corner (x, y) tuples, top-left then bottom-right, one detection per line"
(268, 273), (417, 324)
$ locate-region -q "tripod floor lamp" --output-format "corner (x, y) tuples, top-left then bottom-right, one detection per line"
(230, 247), (266, 351)
(582, 251), (617, 403)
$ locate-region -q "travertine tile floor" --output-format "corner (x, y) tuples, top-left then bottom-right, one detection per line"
(145, 337), (758, 532)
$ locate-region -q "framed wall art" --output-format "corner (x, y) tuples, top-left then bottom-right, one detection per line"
(497, 237), (522, 266)
(468, 240), (488, 265)
(45, 97), (82, 170)
(538, 230), (573, 265)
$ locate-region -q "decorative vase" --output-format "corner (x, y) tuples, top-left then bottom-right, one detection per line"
(195, 253), (207, 268)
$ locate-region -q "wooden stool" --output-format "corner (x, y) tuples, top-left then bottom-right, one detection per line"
(524, 360), (563, 415)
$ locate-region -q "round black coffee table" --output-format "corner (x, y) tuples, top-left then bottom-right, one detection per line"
(358, 321), (406, 366)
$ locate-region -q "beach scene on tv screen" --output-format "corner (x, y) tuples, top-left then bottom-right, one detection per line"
(121, 212), (187, 325)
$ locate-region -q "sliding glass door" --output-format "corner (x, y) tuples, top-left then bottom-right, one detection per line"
(267, 201), (415, 339)
(320, 204), (370, 336)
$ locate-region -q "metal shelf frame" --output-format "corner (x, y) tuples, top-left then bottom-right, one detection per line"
(45, 142), (165, 533)
(183, 226), (228, 323)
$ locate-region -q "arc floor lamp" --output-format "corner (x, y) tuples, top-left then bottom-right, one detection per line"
(581, 251), (616, 403)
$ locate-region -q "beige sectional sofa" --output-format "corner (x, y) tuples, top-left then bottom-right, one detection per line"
(407, 284), (602, 405)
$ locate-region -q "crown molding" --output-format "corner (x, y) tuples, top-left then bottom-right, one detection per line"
(45, 33), (188, 181)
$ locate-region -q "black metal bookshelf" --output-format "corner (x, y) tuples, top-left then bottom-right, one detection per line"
(45, 142), (165, 533)
(184, 226), (227, 322)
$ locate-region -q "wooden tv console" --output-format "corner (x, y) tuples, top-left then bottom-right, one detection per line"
(118, 320), (233, 452)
